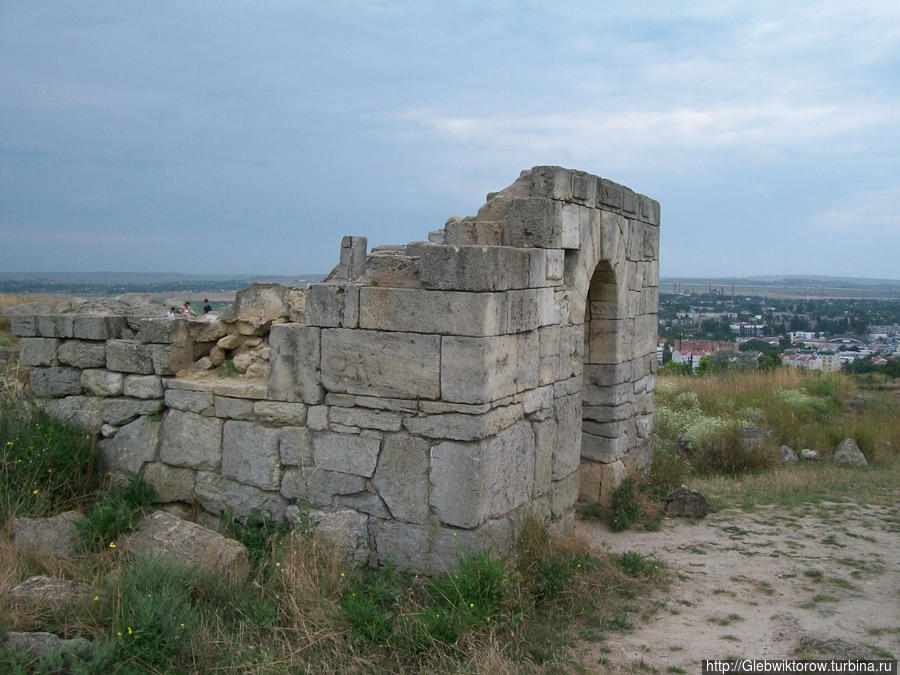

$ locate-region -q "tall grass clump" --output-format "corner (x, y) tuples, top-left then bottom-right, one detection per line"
(650, 368), (899, 506)
(0, 399), (98, 521)
(77, 473), (156, 551)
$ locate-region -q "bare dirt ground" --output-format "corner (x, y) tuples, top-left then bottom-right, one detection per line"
(575, 500), (900, 672)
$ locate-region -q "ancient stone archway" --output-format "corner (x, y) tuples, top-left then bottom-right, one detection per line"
(13, 166), (659, 573)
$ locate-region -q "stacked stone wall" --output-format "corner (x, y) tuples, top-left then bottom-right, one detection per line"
(12, 166), (659, 574)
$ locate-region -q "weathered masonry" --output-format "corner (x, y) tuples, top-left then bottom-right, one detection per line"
(12, 166), (659, 573)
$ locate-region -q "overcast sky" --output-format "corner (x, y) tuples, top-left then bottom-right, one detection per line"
(1, 1), (898, 279)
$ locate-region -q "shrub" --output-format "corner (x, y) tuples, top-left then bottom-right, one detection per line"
(77, 473), (155, 551)
(220, 507), (292, 570)
(690, 422), (777, 477)
(610, 477), (640, 531)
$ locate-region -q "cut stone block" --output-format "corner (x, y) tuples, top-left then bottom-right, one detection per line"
(305, 283), (360, 328)
(82, 369), (124, 397)
(312, 431), (381, 478)
(159, 410), (223, 471)
(142, 462), (195, 502)
(358, 287), (508, 336)
(280, 466), (367, 506)
(30, 367), (82, 398)
(99, 415), (160, 474)
(106, 340), (153, 374)
(321, 328), (440, 399)
(440, 335), (518, 404)
(124, 510), (250, 580)
(124, 374), (163, 399)
(194, 472), (286, 520)
(11, 511), (81, 559)
(19, 338), (58, 367)
(222, 420), (281, 490)
(430, 421), (534, 528)
(267, 324), (323, 404)
(165, 388), (214, 413)
(372, 432), (429, 524)
(57, 340), (107, 368)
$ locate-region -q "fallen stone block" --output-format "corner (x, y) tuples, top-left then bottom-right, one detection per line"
(123, 510), (250, 580)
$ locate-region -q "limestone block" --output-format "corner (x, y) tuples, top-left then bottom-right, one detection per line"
(330, 406), (402, 432)
(35, 396), (103, 431)
(583, 363), (631, 388)
(583, 402), (633, 423)
(129, 317), (189, 344)
(325, 393), (355, 407)
(231, 282), (297, 328)
(622, 188), (639, 214)
(430, 421), (534, 528)
(372, 514), (514, 575)
(504, 197), (577, 249)
(581, 430), (629, 463)
(30, 367), (82, 398)
(280, 466), (366, 505)
(222, 420), (281, 490)
(336, 236), (367, 281)
(124, 374), (163, 399)
(440, 335), (518, 404)
(528, 249), (565, 288)
(550, 471), (579, 517)
(98, 415), (160, 474)
(641, 195), (660, 225)
(530, 165), (572, 200)
(307, 405), (328, 430)
(279, 426), (313, 466)
(584, 318), (620, 365)
(523, 385), (553, 414)
(312, 431), (381, 478)
(507, 288), (558, 334)
(19, 338), (58, 367)
(369, 251), (422, 289)
(515, 330), (539, 392)
(634, 314), (658, 359)
(212, 380), (267, 399)
(599, 211), (628, 264)
(308, 508), (370, 564)
(572, 170), (598, 204)
(321, 328), (440, 399)
(10, 314), (36, 337)
(579, 459), (627, 504)
(444, 217), (505, 246)
(187, 318), (228, 343)
(538, 325), (560, 386)
(35, 315), (69, 338)
(372, 432), (430, 524)
(73, 316), (126, 341)
(57, 340), (106, 368)
(149, 342), (193, 375)
(626, 218), (644, 262)
(552, 393), (581, 479)
(159, 410), (223, 471)
(418, 245), (530, 291)
(582, 382), (633, 407)
(418, 400), (491, 415)
(142, 462), (195, 502)
(194, 471), (286, 520)
(11, 512), (81, 559)
(531, 418), (554, 496)
(267, 324), (323, 404)
(101, 397), (162, 426)
(336, 491), (391, 519)
(558, 324), (583, 380)
(106, 340), (153, 374)
(305, 283), (360, 328)
(80, 369), (124, 397)
(403, 403), (522, 441)
(165, 388), (214, 413)
(124, 511), (250, 580)
(355, 395), (418, 413)
(253, 401), (307, 425)
(358, 287), (508, 337)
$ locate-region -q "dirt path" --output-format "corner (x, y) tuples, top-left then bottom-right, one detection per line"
(576, 501), (900, 672)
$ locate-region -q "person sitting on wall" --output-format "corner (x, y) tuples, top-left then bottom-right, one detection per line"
(166, 306), (177, 319)
(182, 302), (196, 318)
(202, 298), (212, 314)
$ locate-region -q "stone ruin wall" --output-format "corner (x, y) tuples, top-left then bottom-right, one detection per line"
(11, 166), (659, 574)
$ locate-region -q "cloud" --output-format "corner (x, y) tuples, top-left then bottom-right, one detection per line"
(812, 186), (900, 235)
